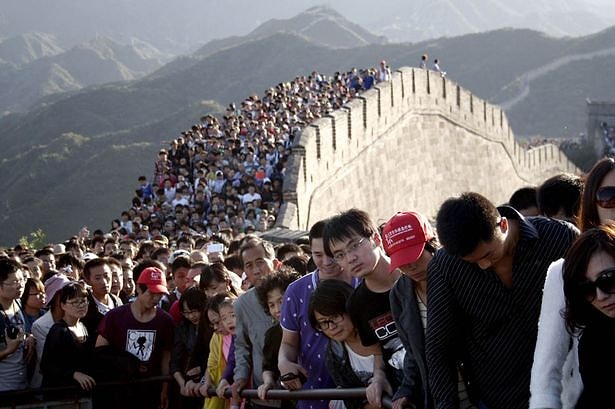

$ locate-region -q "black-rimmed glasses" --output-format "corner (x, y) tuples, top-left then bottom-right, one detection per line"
(315, 314), (344, 331)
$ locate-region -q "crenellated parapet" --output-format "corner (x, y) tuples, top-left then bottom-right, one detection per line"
(278, 67), (580, 230)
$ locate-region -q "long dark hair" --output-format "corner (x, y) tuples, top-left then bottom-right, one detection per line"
(180, 287), (207, 313)
(563, 225), (615, 335)
(578, 157), (615, 232)
(196, 262), (240, 296)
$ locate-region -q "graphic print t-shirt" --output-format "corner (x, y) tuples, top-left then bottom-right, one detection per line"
(347, 282), (405, 372)
(98, 304), (174, 377)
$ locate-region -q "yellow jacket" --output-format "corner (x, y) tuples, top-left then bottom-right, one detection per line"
(205, 332), (229, 409)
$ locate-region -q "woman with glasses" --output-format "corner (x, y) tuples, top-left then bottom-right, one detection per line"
(19, 278), (46, 333)
(530, 157), (615, 409)
(40, 282), (95, 391)
(562, 225), (615, 407)
(308, 279), (392, 409)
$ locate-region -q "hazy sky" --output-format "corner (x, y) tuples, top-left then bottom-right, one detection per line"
(3, 0), (615, 53)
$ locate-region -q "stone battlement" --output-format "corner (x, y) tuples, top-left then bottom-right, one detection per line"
(278, 67), (579, 229)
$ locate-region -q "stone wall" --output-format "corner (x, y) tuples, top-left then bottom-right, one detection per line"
(277, 67), (580, 229)
(587, 100), (615, 157)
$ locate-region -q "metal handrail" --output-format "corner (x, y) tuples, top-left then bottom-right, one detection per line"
(0, 379), (397, 409)
(213, 386), (393, 405)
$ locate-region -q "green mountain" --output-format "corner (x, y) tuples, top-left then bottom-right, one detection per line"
(0, 36), (169, 113)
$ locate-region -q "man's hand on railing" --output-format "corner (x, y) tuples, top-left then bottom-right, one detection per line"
(257, 381), (275, 400)
(231, 378), (247, 402)
(180, 380), (193, 397)
(0, 376), (396, 409)
(183, 379), (200, 397)
(278, 361), (308, 391)
(73, 371), (96, 391)
(365, 376), (393, 408)
(198, 378), (212, 397)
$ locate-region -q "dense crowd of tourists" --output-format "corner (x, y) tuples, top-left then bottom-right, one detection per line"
(1, 61), (613, 409)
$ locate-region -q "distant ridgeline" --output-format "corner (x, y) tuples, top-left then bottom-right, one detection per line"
(278, 67), (580, 230)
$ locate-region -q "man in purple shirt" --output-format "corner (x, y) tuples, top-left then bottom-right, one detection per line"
(278, 219), (359, 409)
(96, 264), (174, 409)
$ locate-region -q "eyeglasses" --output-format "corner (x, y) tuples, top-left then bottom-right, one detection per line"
(579, 267), (615, 301)
(182, 309), (201, 317)
(67, 298), (89, 307)
(596, 186), (615, 209)
(1, 278), (25, 288)
(315, 314), (344, 331)
(332, 238), (367, 263)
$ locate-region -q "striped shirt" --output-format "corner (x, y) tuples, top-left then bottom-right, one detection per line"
(425, 208), (578, 409)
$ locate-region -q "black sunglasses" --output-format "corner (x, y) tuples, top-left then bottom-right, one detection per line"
(579, 267), (615, 301)
(596, 186), (615, 209)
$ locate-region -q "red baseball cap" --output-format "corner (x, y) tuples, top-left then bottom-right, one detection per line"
(137, 267), (169, 294)
(382, 211), (435, 272)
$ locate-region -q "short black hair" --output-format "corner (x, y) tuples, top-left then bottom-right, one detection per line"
(537, 173), (582, 220)
(283, 254), (309, 276)
(0, 258), (23, 284)
(223, 254), (242, 273)
(150, 247), (170, 261)
(323, 209), (377, 257)
(508, 187), (537, 213)
(83, 257), (109, 280)
(177, 236), (195, 248)
(436, 192), (500, 257)
(59, 282), (88, 304)
(308, 219), (328, 245)
(275, 243), (302, 261)
(171, 255), (191, 272)
(308, 279), (354, 331)
(34, 248), (54, 258)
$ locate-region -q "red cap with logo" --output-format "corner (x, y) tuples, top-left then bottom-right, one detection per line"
(137, 267), (169, 294)
(382, 211), (435, 272)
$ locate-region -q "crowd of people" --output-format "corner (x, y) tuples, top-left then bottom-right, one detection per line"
(521, 136), (584, 151)
(3, 61), (614, 409)
(105, 63), (392, 249)
(601, 121), (615, 157)
(1, 156), (614, 409)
